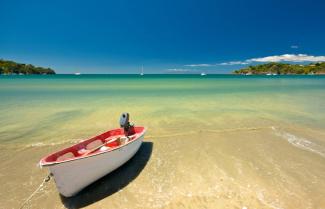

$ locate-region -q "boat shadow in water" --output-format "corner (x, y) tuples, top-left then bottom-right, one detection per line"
(60, 141), (153, 209)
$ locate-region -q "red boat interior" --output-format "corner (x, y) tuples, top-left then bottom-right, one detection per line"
(40, 127), (144, 165)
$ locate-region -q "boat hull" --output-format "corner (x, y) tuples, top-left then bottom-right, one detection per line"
(45, 133), (144, 197)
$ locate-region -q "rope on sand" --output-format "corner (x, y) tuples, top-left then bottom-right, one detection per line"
(19, 174), (51, 209)
(146, 126), (273, 138)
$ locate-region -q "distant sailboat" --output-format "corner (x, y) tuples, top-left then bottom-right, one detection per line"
(75, 72), (81, 75)
(140, 66), (144, 76)
(201, 72), (206, 76)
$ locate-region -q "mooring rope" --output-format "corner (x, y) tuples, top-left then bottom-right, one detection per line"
(19, 174), (51, 209)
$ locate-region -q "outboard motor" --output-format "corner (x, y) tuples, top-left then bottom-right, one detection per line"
(119, 113), (135, 136)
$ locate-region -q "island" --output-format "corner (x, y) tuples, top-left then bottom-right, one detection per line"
(0, 59), (56, 75)
(233, 62), (325, 75)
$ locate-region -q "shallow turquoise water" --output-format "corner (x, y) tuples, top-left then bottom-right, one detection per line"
(0, 74), (325, 145)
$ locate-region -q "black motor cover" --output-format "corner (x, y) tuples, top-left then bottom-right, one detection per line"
(119, 113), (134, 135)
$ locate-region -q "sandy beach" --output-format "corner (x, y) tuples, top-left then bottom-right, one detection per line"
(0, 75), (325, 209)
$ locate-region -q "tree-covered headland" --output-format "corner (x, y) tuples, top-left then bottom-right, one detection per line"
(0, 59), (56, 75)
(233, 62), (325, 75)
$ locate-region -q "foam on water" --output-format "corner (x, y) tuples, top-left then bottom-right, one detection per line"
(272, 127), (325, 158)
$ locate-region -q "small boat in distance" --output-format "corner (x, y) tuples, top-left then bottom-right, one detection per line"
(40, 113), (146, 197)
(140, 66), (144, 76)
(201, 72), (206, 76)
(74, 72), (81, 75)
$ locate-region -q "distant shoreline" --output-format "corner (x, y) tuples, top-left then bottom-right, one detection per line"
(1, 73), (325, 76)
(233, 62), (325, 75)
(0, 59), (56, 75)
(1, 59), (325, 75)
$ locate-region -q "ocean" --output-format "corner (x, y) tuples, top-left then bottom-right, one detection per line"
(0, 74), (324, 209)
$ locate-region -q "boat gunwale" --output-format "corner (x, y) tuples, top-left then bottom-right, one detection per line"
(39, 127), (146, 167)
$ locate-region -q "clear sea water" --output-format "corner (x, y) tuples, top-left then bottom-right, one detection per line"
(0, 74), (325, 209)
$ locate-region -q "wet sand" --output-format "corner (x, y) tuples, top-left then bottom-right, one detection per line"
(1, 124), (324, 209)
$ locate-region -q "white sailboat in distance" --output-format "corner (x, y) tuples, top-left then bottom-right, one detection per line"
(140, 66), (144, 76)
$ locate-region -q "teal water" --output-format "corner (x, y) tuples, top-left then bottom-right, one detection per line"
(1, 74), (325, 145)
(1, 75), (325, 209)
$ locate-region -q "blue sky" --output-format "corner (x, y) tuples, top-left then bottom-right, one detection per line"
(1, 0), (325, 74)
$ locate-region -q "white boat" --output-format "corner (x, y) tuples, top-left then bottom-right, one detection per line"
(40, 114), (146, 197)
(201, 72), (206, 76)
(74, 72), (81, 75)
(140, 66), (144, 76)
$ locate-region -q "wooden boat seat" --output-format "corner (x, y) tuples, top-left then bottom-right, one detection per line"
(86, 140), (103, 150)
(57, 152), (75, 161)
